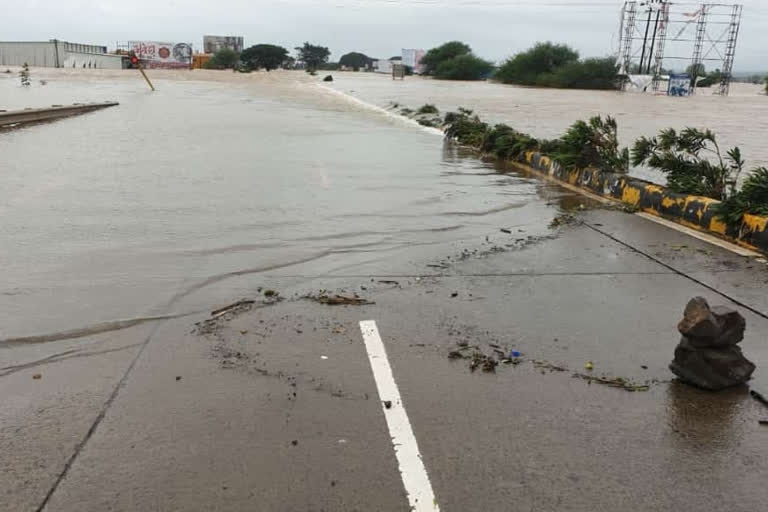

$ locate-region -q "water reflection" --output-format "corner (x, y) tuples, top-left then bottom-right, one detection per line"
(664, 380), (749, 451)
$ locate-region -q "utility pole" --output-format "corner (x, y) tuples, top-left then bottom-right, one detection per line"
(646, 6), (662, 74)
(638, 5), (653, 73)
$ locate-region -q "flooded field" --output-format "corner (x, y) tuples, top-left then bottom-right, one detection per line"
(326, 72), (768, 184)
(0, 68), (568, 339)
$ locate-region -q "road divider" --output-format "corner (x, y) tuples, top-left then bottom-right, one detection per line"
(522, 151), (768, 254)
(0, 102), (119, 128)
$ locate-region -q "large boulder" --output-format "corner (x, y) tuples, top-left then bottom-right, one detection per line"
(670, 339), (755, 390)
(670, 297), (754, 390)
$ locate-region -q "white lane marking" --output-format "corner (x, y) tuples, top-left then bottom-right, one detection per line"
(635, 212), (762, 257)
(359, 320), (440, 512)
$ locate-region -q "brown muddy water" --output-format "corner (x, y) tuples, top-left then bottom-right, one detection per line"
(0, 69), (574, 340)
(326, 72), (768, 184)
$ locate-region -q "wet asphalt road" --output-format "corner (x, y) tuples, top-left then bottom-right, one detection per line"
(4, 206), (768, 511)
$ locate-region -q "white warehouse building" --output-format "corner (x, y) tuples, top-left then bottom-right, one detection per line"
(0, 40), (126, 69)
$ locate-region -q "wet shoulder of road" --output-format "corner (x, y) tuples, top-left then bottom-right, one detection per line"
(37, 206), (768, 512)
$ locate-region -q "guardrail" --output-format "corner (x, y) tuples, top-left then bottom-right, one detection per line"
(0, 102), (119, 128)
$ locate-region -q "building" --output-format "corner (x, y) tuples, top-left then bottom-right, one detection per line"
(203, 36), (244, 54)
(0, 40), (126, 69)
(401, 49), (425, 74)
(373, 59), (393, 74)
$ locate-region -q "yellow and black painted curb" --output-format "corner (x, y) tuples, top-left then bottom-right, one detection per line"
(523, 152), (768, 254)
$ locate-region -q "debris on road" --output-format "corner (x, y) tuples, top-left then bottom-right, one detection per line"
(211, 299), (255, 319)
(585, 361), (594, 371)
(175, 376), (182, 381)
(670, 297), (755, 390)
(500, 228), (512, 234)
(263, 289), (277, 298)
(549, 213), (578, 228)
(383, 400), (392, 409)
(573, 372), (650, 392)
(306, 294), (374, 306)
(451, 292), (458, 298)
(378, 280), (400, 285)
(470, 352), (498, 373)
(32, 373), (41, 379)
(533, 360), (568, 372)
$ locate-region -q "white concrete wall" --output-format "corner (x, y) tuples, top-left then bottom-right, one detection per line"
(63, 52), (124, 69)
(0, 42), (58, 67)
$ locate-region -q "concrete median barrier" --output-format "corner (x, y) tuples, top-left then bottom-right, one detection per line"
(523, 151), (768, 254)
(0, 102), (119, 128)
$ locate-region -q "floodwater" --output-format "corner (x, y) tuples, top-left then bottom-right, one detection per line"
(326, 72), (768, 184)
(0, 69), (566, 339)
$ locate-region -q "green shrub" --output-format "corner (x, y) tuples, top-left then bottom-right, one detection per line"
(421, 42), (492, 81)
(481, 124), (539, 160)
(548, 57), (620, 90)
(443, 108), (490, 147)
(631, 128), (743, 200)
(495, 42), (619, 90)
(433, 54), (493, 81)
(204, 48), (240, 70)
(421, 41), (472, 75)
(417, 104), (439, 115)
(495, 42), (578, 86)
(551, 116), (629, 173)
(715, 167), (768, 229)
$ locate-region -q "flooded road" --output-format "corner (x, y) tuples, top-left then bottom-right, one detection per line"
(0, 69), (566, 340)
(3, 69), (768, 512)
(326, 72), (768, 184)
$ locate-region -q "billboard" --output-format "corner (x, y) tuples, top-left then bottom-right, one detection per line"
(402, 49), (426, 74)
(203, 36), (244, 54)
(668, 73), (692, 97)
(129, 41), (192, 69)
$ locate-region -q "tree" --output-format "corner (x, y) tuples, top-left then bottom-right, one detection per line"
(420, 41), (491, 81)
(631, 128), (744, 200)
(549, 57), (620, 90)
(686, 63), (706, 77)
(495, 42), (579, 86)
(421, 41), (472, 75)
(434, 54), (493, 80)
(204, 48), (239, 70)
(339, 52), (372, 71)
(240, 44), (289, 71)
(296, 42), (330, 72)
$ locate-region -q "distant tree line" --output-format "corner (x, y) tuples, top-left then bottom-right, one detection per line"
(203, 42), (331, 73)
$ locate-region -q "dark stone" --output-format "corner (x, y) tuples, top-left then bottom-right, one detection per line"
(710, 305), (746, 346)
(684, 305), (747, 348)
(678, 297), (720, 339)
(670, 338), (755, 390)
(323, 75), (333, 82)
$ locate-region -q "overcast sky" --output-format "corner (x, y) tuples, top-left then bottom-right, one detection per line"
(3, 0), (766, 71)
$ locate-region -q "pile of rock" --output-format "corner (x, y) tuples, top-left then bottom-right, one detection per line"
(670, 297), (755, 390)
